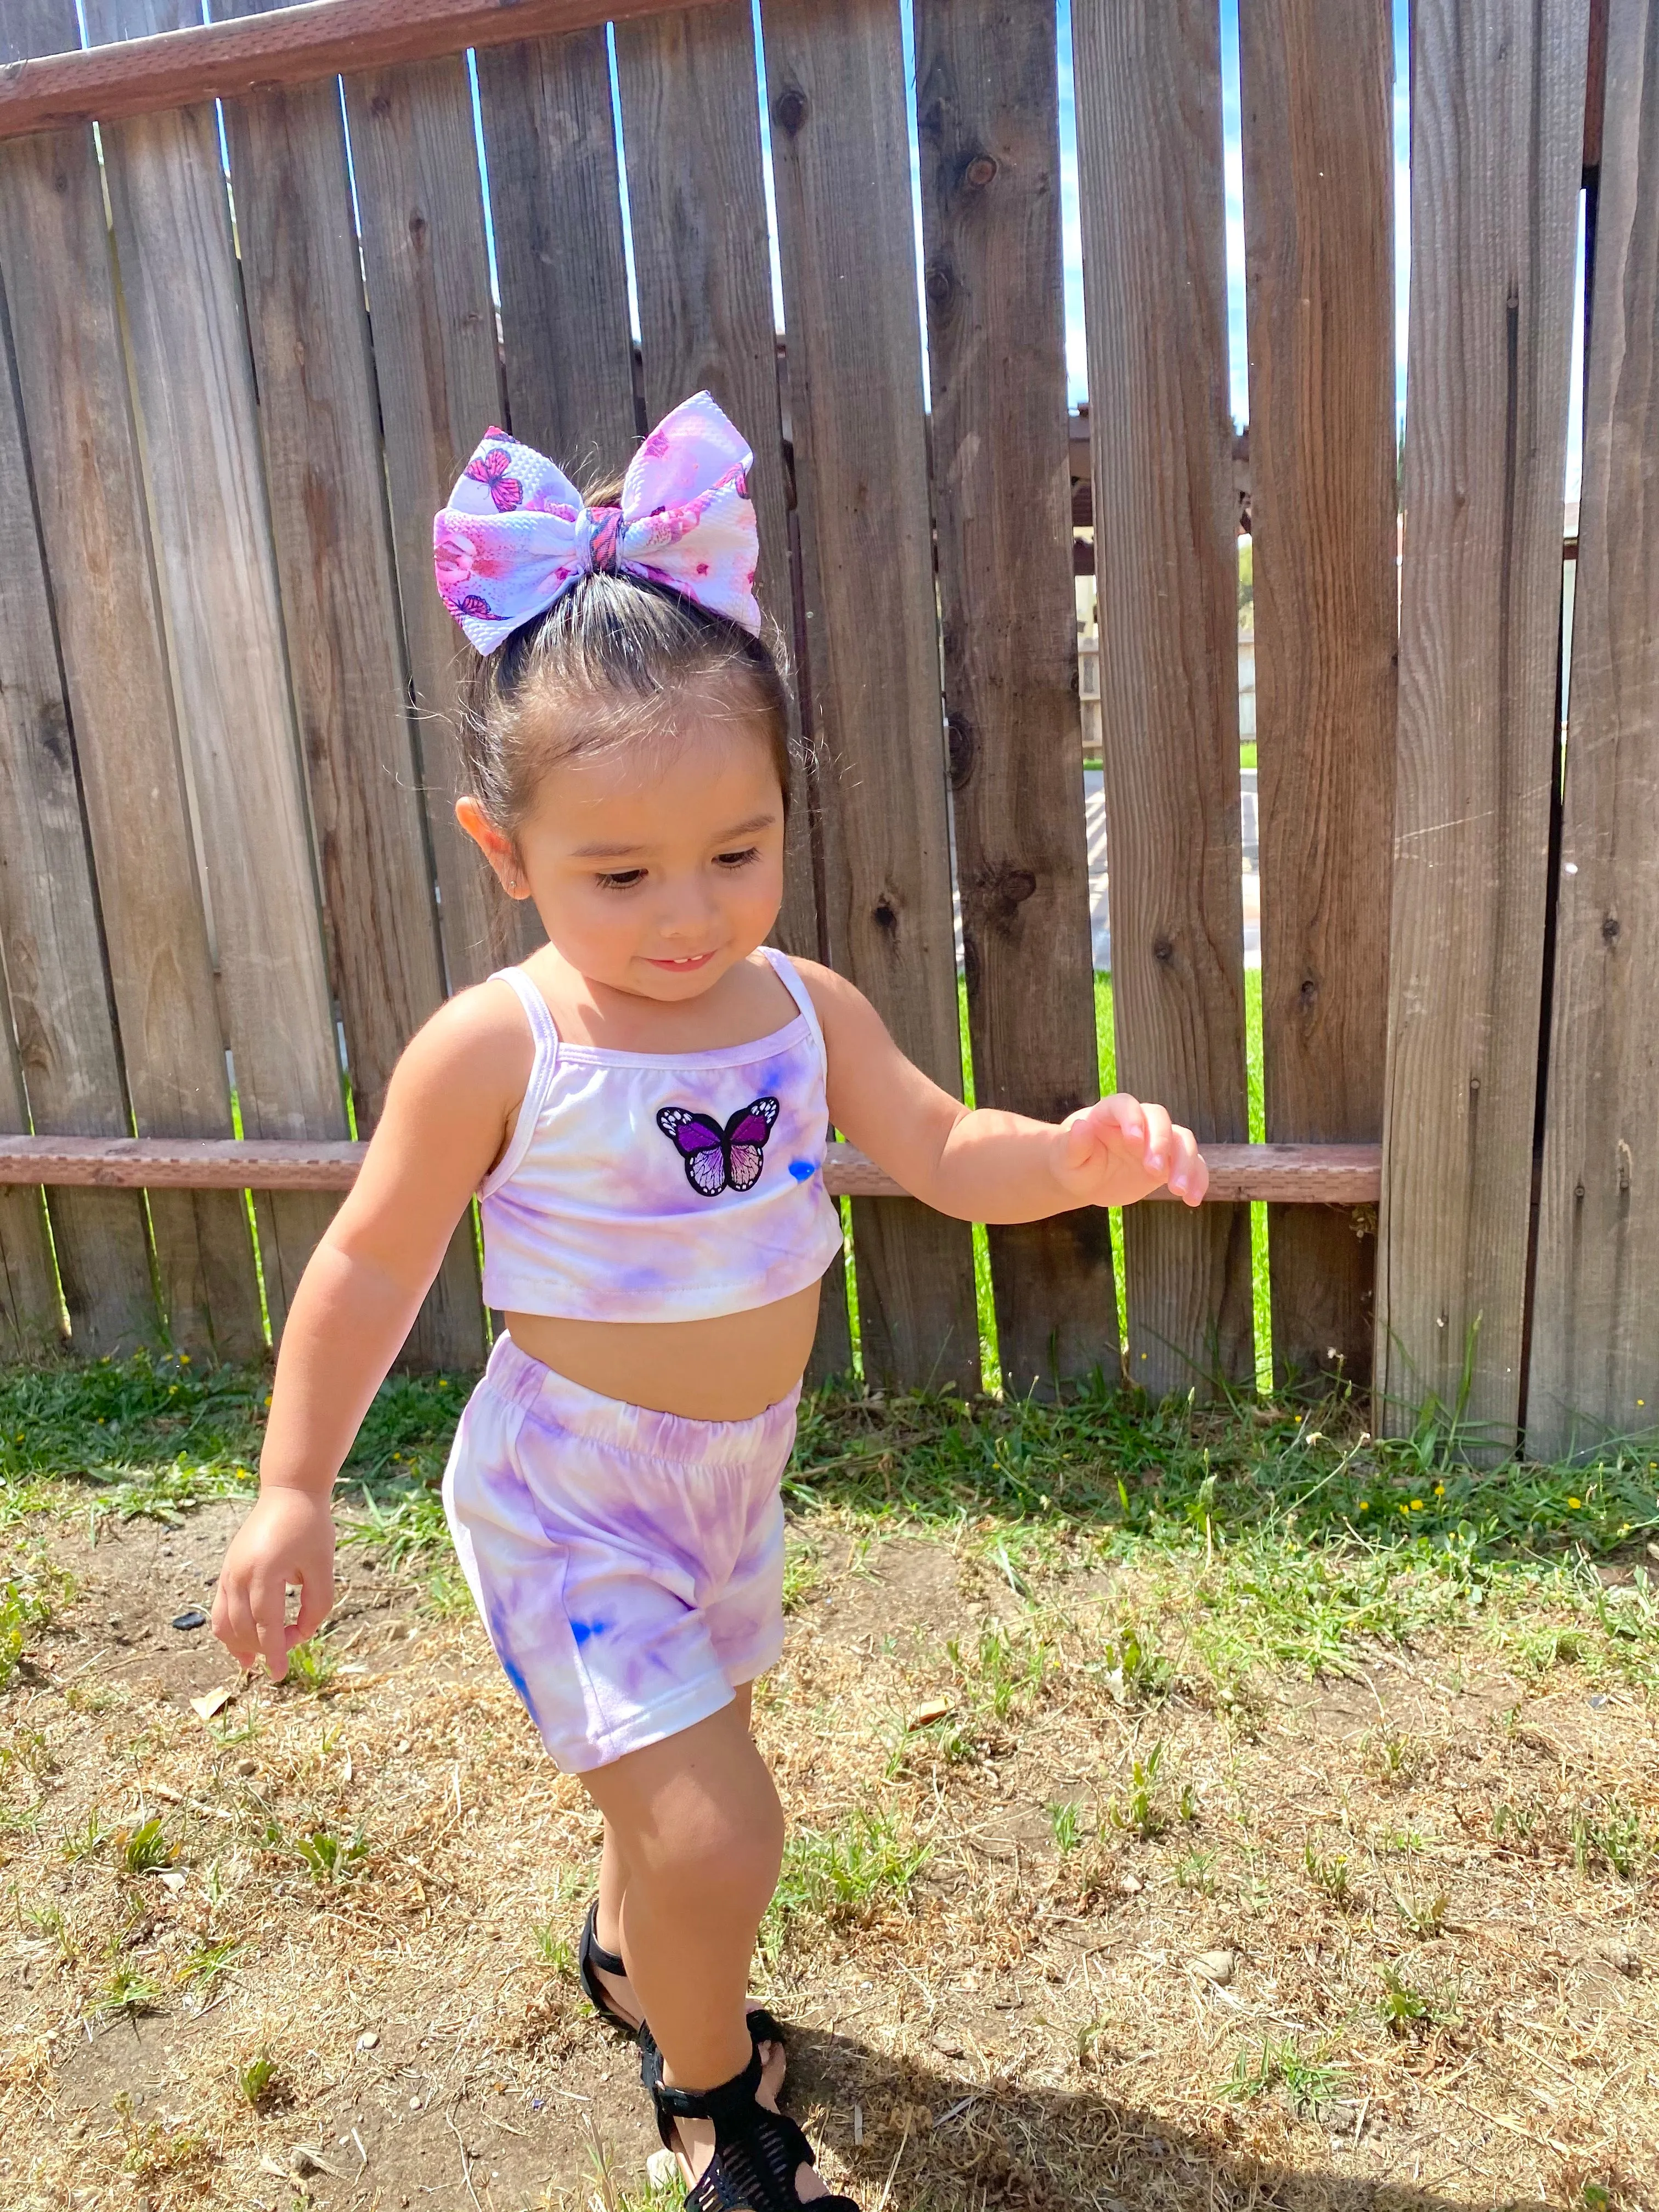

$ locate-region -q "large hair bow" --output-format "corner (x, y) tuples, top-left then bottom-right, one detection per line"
(432, 390), (761, 653)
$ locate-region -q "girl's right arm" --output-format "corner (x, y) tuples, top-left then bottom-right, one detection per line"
(212, 985), (531, 1681)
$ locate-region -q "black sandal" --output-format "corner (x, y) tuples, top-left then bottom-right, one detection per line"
(580, 1900), (789, 2068)
(578, 1899), (642, 2038)
(650, 2043), (862, 2210)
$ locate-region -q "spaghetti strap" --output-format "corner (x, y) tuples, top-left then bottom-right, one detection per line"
(490, 964), (561, 1056)
(759, 946), (828, 1079)
(479, 968), (561, 1199)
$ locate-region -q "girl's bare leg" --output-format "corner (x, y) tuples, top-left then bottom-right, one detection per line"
(582, 1697), (825, 2199)
(590, 1685), (753, 2034)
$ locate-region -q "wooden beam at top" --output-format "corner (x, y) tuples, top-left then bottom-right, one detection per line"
(0, 0), (718, 142)
(0, 1133), (1383, 1206)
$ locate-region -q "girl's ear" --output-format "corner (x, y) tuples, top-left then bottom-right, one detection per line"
(456, 796), (531, 899)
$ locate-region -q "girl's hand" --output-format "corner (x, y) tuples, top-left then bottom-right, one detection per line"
(212, 1488), (336, 1681)
(1053, 1095), (1209, 1210)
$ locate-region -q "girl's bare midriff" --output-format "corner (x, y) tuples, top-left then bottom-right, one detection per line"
(504, 1280), (822, 1421)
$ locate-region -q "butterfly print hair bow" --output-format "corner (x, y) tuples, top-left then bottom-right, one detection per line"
(433, 390), (761, 653)
(657, 1098), (780, 1198)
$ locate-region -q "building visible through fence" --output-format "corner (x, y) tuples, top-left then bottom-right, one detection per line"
(0, 0), (1650, 1466)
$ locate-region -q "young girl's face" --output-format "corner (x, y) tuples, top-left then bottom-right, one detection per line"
(462, 708), (787, 1002)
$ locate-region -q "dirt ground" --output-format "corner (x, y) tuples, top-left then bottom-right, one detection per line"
(2, 1494), (1656, 2211)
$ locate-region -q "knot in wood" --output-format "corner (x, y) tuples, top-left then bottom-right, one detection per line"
(978, 864), (1037, 927)
(1602, 914), (1621, 944)
(772, 86), (809, 137)
(1152, 935), (1175, 964)
(964, 154), (998, 188)
(924, 260), (955, 307)
(370, 93), (392, 119)
(408, 210), (427, 245)
(872, 896), (900, 936)
(1299, 975), (1319, 1007)
(946, 715), (974, 787)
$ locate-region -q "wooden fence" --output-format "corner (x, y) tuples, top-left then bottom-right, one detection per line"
(0, 0), (1650, 1461)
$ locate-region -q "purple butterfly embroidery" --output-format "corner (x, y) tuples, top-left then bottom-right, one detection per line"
(656, 1097), (780, 1197)
(465, 447), (524, 512)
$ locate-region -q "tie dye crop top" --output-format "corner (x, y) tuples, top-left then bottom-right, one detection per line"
(478, 948), (845, 1323)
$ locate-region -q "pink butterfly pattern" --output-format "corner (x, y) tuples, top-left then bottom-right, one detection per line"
(656, 1097), (780, 1198)
(464, 445), (524, 512)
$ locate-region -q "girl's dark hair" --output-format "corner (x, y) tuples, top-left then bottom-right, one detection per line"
(459, 472), (792, 847)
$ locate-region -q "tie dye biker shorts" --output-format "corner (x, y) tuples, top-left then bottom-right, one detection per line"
(442, 1334), (795, 1773)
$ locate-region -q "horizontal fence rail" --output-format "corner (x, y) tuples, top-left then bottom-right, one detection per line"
(0, 1139), (1382, 1205)
(0, 0), (724, 139)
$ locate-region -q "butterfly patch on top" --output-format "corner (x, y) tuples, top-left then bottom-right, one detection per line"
(656, 1097), (779, 1197)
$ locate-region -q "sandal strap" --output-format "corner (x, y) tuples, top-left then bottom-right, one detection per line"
(651, 2044), (763, 2141)
(639, 2010), (788, 2095)
(578, 1899), (639, 2037)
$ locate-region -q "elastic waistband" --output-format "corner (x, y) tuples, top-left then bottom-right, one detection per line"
(477, 1331), (802, 1465)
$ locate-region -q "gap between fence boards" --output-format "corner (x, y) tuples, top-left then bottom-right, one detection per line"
(0, 1137), (1380, 1206)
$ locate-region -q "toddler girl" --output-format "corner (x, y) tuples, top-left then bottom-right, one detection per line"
(213, 392), (1207, 2210)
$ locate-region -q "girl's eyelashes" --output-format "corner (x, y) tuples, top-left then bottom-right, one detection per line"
(595, 868), (647, 891)
(714, 846), (761, 870)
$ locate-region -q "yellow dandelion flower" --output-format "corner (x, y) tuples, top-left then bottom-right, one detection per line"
(1568, 1497), (1582, 1509)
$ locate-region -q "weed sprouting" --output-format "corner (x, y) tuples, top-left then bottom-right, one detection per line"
(98, 1962), (163, 2021)
(284, 1637), (337, 1694)
(178, 1937), (241, 1992)
(117, 1818), (176, 1876)
(1390, 1877), (1450, 1938)
(1376, 1963), (1458, 2036)
(1220, 2035), (1342, 2115)
(533, 1922), (575, 1976)
(1304, 1835), (1355, 1907)
(1048, 1799), (1084, 1855)
(236, 2052), (282, 2108)
(1110, 1742), (1170, 1841)
(60, 1809), (109, 1864)
(1175, 1846), (1217, 1895)
(0, 1553), (70, 1688)
(1571, 1800), (1651, 1881)
(295, 1825), (368, 1882)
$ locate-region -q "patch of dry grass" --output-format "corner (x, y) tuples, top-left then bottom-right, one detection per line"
(0, 1362), (1656, 2210)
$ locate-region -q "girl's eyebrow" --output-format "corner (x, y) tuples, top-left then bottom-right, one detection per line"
(571, 812), (777, 860)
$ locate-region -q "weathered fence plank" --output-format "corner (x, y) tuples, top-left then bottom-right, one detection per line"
(1073, 0), (1252, 1398)
(1, 4), (263, 1363)
(760, 0), (979, 1391)
(1530, 0), (1659, 1459)
(475, 27), (637, 478)
(0, 227), (159, 1353)
(219, 0), (486, 1370)
(345, 53), (541, 986)
(611, 0), (846, 1376)
(915, 0), (1116, 1396)
(86, 0), (348, 1337)
(1240, 0), (1397, 1392)
(1377, 0), (1588, 1445)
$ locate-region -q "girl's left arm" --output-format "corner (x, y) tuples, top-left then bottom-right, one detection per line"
(801, 962), (1207, 1219)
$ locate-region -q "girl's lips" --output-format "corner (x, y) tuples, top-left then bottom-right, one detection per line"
(646, 950), (718, 970)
